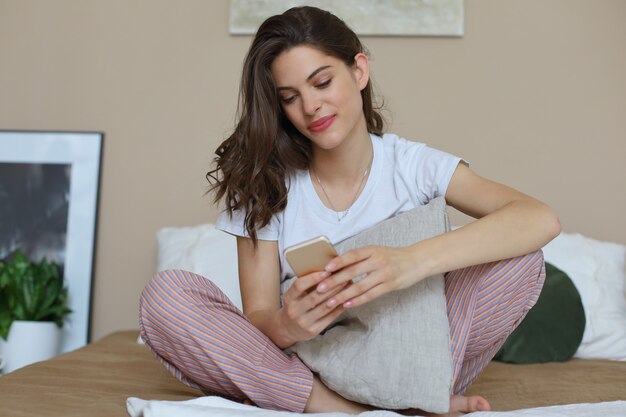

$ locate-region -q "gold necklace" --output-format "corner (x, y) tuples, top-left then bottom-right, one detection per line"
(312, 155), (373, 223)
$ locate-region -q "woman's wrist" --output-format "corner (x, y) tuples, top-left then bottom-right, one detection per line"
(247, 308), (296, 349)
(272, 308), (297, 349)
(407, 238), (447, 282)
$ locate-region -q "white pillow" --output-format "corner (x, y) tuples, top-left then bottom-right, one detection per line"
(542, 232), (626, 361)
(156, 223), (241, 310)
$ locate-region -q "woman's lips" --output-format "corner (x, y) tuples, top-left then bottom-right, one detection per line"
(308, 115), (335, 132)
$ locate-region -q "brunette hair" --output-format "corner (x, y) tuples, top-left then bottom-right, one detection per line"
(207, 6), (384, 243)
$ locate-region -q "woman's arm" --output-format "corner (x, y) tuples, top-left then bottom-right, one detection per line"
(317, 163), (561, 308)
(237, 236), (346, 349)
(419, 162), (561, 274)
(236, 237), (291, 347)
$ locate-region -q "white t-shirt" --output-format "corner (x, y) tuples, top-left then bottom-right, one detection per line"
(216, 133), (463, 283)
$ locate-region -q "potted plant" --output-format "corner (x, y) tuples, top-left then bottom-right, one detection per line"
(0, 250), (72, 373)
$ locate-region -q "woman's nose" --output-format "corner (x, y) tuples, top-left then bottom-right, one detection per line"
(301, 92), (321, 115)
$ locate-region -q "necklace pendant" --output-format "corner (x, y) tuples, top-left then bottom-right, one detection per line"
(337, 209), (349, 222)
(311, 150), (373, 224)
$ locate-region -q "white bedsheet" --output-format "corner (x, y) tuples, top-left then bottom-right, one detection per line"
(127, 396), (626, 417)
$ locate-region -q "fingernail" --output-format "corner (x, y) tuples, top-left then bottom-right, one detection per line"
(343, 301), (353, 308)
(317, 283), (328, 292)
(326, 298), (337, 307)
(325, 263), (336, 271)
(320, 271), (330, 278)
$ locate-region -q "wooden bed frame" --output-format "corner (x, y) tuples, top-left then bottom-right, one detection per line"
(1, 331), (625, 416)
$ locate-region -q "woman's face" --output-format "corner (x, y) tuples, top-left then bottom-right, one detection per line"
(271, 45), (370, 151)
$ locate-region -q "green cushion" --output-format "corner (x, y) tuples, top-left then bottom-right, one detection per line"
(494, 262), (585, 364)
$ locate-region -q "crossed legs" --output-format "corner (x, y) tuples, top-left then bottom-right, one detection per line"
(139, 251), (545, 414)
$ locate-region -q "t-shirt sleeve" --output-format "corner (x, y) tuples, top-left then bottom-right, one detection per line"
(396, 138), (467, 205)
(215, 205), (280, 241)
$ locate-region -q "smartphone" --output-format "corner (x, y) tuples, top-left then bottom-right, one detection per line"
(284, 235), (338, 277)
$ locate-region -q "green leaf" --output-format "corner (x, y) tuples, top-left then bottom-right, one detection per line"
(0, 250), (72, 337)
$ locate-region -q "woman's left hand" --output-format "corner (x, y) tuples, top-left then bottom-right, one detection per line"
(316, 245), (429, 309)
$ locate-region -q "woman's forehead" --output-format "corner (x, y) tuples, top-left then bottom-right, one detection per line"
(272, 46), (343, 84)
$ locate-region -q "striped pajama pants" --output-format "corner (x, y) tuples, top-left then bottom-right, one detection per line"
(139, 250), (545, 412)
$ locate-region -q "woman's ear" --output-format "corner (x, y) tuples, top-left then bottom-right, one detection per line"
(352, 53), (370, 91)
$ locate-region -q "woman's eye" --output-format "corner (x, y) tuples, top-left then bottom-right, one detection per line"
(317, 79), (331, 88)
(280, 96), (296, 104)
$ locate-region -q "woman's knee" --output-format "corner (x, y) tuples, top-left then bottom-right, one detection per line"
(521, 249), (546, 310)
(490, 249), (545, 290)
(508, 249), (546, 301)
(141, 269), (226, 307)
(521, 249), (545, 275)
(139, 270), (230, 338)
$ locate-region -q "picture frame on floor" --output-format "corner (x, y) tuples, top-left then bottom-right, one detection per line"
(0, 130), (103, 352)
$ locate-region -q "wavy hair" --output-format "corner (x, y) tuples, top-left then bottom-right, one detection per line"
(207, 6), (384, 243)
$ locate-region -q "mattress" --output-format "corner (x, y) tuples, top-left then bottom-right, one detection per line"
(0, 331), (624, 417)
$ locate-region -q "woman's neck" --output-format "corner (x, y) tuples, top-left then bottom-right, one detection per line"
(310, 131), (373, 187)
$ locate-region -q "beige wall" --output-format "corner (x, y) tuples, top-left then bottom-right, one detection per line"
(1, 0), (624, 342)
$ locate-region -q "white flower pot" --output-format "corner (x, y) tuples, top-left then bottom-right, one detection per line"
(0, 320), (61, 374)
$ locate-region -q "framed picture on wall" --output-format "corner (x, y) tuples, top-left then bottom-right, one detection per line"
(229, 0), (464, 36)
(0, 130), (103, 353)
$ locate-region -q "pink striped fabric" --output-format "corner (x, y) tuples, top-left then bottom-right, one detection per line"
(139, 270), (313, 411)
(444, 250), (545, 394)
(139, 250), (545, 412)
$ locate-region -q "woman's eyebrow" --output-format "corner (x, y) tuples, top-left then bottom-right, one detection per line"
(306, 65), (332, 81)
(277, 65), (332, 90)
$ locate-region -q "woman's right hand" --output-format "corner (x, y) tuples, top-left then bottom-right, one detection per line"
(277, 270), (349, 345)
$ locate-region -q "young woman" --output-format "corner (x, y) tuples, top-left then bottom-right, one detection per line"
(139, 6), (560, 416)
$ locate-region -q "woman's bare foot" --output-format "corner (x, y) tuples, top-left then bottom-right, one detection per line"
(400, 394), (491, 416)
(302, 375), (491, 416)
(449, 394), (491, 414)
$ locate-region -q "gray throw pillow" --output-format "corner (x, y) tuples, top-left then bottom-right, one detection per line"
(285, 196), (452, 412)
